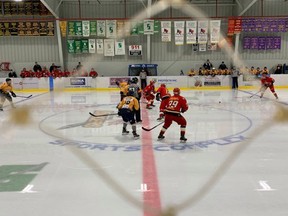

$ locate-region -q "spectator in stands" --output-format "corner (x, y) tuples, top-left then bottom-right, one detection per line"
(274, 65), (282, 74)
(89, 68), (98, 78)
(203, 59), (213, 70)
(218, 61), (228, 70)
(262, 66), (269, 74)
(8, 71), (17, 78)
(49, 63), (60, 73)
(33, 62), (42, 72)
(180, 70), (184, 75)
(76, 62), (83, 72)
(71, 68), (77, 77)
(64, 69), (71, 77)
(188, 69), (196, 77)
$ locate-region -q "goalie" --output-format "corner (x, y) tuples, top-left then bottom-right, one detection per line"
(0, 78), (16, 111)
(259, 72), (278, 99)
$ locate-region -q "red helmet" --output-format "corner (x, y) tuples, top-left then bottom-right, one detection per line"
(150, 80), (155, 84)
(173, 87), (180, 95)
(160, 83), (166, 88)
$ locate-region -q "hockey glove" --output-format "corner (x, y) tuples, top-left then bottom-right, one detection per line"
(156, 93), (160, 101)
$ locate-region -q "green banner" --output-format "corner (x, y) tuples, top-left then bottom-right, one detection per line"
(130, 21), (144, 35)
(75, 21), (82, 36)
(67, 39), (75, 53)
(154, 20), (160, 33)
(90, 21), (97, 36)
(68, 21), (75, 36)
(75, 40), (81, 53)
(81, 39), (89, 53)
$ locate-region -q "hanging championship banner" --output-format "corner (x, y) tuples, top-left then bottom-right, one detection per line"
(174, 21), (185, 45)
(89, 39), (96, 53)
(161, 21), (171, 42)
(210, 20), (221, 43)
(81, 39), (89, 53)
(75, 21), (82, 36)
(117, 21), (125, 37)
(75, 40), (81, 53)
(67, 40), (75, 53)
(115, 39), (125, 55)
(82, 21), (90, 37)
(59, 21), (67, 37)
(96, 39), (104, 54)
(199, 43), (206, 52)
(198, 20), (208, 44)
(186, 20), (197, 44)
(106, 20), (117, 38)
(154, 20), (160, 33)
(90, 21), (97, 36)
(104, 39), (115, 56)
(68, 21), (75, 36)
(130, 21), (144, 35)
(144, 20), (154, 35)
(97, 20), (106, 37)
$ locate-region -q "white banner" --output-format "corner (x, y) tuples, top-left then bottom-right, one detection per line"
(144, 20), (154, 35)
(82, 21), (90, 37)
(199, 43), (207, 52)
(198, 20), (208, 44)
(174, 21), (185, 45)
(89, 39), (96, 53)
(161, 21), (171, 42)
(97, 20), (106, 37)
(106, 20), (117, 38)
(96, 39), (104, 54)
(104, 39), (115, 56)
(210, 20), (221, 43)
(115, 39), (125, 55)
(186, 21), (197, 44)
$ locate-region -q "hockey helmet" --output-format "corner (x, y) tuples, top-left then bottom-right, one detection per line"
(173, 87), (180, 95)
(131, 77), (138, 83)
(160, 83), (166, 88)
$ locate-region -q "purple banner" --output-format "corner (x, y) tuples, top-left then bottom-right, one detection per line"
(278, 19), (286, 32)
(243, 36), (251, 49)
(265, 37), (274, 50)
(258, 37), (266, 50)
(255, 18), (263, 32)
(250, 36), (258, 49)
(274, 36), (281, 49)
(242, 19), (249, 32)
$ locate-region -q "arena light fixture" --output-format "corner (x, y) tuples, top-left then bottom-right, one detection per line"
(14, 0), (23, 2)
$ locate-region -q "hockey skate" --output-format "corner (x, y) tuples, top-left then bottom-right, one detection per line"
(133, 131), (140, 139)
(180, 136), (187, 143)
(122, 128), (129, 135)
(157, 134), (165, 140)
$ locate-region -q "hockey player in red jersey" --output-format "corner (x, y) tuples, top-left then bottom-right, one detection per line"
(143, 80), (156, 109)
(260, 72), (278, 99)
(156, 83), (170, 121)
(158, 87), (189, 142)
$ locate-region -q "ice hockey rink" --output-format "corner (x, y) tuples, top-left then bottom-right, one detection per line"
(0, 88), (288, 216)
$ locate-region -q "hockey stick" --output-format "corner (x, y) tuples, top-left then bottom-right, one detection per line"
(142, 121), (164, 131)
(16, 94), (33, 99)
(89, 112), (118, 117)
(249, 90), (262, 98)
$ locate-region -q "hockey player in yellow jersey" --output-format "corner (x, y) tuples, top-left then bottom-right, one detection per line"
(117, 89), (140, 138)
(0, 78), (17, 111)
(116, 80), (129, 101)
